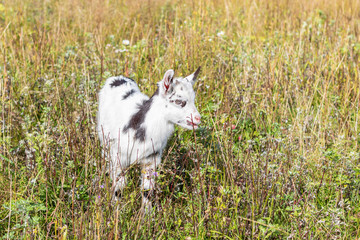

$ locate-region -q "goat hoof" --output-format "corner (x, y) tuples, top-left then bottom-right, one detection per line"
(114, 190), (122, 198)
(143, 190), (152, 199)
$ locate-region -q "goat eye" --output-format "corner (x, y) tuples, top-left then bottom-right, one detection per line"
(175, 99), (186, 107)
(175, 100), (182, 105)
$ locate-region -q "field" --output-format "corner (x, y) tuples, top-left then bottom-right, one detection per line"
(1, 0), (360, 239)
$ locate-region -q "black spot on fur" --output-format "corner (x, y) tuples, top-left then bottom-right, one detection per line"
(122, 89), (136, 100)
(135, 128), (146, 141)
(123, 98), (154, 142)
(110, 78), (127, 87)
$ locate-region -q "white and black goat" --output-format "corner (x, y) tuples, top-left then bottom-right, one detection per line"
(97, 68), (201, 209)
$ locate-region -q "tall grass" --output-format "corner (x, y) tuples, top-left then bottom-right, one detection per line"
(1, 0), (360, 238)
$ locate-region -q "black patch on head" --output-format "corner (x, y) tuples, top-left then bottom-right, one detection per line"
(135, 128), (146, 141)
(110, 78), (127, 87)
(123, 98), (154, 142)
(122, 89), (136, 100)
(169, 91), (176, 100)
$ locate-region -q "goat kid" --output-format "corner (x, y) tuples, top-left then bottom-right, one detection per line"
(97, 68), (201, 210)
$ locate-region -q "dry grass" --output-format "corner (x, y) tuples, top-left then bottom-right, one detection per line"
(1, 0), (360, 239)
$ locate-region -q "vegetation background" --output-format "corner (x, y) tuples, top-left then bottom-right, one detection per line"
(1, 0), (360, 239)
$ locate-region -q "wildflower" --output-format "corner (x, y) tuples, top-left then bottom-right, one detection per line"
(100, 184), (104, 188)
(217, 31), (225, 37)
(231, 124), (236, 130)
(153, 172), (159, 177)
(115, 48), (127, 53)
(122, 39), (130, 45)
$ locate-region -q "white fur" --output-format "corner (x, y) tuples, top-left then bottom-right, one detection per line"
(97, 68), (201, 209)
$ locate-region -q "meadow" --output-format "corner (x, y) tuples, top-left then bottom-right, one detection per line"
(1, 0), (360, 238)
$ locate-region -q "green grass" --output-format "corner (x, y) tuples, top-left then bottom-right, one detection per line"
(1, 0), (360, 238)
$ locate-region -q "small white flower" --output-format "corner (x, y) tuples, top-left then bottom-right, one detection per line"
(217, 31), (225, 37)
(115, 49), (127, 53)
(25, 148), (34, 159)
(122, 39), (130, 45)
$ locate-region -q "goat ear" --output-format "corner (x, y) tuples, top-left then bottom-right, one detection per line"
(160, 69), (175, 95)
(187, 67), (201, 85)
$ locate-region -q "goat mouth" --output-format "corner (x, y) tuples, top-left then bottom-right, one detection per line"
(186, 120), (199, 129)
